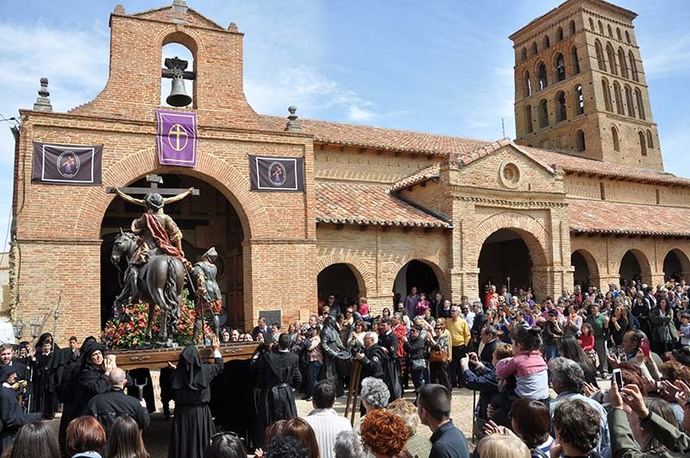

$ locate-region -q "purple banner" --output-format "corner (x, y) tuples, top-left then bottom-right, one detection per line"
(156, 109), (198, 167)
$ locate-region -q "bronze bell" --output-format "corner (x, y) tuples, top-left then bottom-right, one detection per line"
(166, 75), (192, 107)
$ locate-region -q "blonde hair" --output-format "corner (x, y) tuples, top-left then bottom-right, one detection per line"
(387, 398), (419, 434)
(477, 434), (530, 458)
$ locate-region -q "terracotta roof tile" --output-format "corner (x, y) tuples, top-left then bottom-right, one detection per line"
(388, 164), (441, 192)
(455, 138), (513, 166)
(519, 146), (690, 187)
(260, 115), (490, 156)
(316, 181), (451, 228)
(569, 199), (690, 237)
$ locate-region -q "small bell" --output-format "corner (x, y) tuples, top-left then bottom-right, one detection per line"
(164, 57), (192, 107)
(167, 75), (191, 107)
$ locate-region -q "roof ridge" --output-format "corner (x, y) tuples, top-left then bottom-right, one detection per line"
(258, 114), (489, 143)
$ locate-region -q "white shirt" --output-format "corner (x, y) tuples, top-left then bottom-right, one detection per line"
(303, 408), (352, 458)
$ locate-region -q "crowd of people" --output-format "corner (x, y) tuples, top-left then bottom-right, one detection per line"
(2, 277), (690, 457)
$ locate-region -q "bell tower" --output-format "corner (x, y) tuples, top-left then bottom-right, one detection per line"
(510, 0), (662, 170)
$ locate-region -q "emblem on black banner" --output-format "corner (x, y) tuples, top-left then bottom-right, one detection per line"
(249, 155), (304, 192)
(57, 150), (80, 178)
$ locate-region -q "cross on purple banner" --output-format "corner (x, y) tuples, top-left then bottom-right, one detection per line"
(156, 109), (198, 167)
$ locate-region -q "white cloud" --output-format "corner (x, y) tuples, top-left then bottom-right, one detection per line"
(0, 21), (109, 250)
(244, 65), (379, 122)
(643, 34), (690, 80)
(347, 105), (377, 122)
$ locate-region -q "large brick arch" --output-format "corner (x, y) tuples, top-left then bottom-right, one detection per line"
(393, 258), (449, 296)
(473, 212), (549, 267)
(662, 248), (690, 275)
(75, 147), (268, 240)
(614, 248), (653, 283)
(315, 255), (373, 298)
(571, 248), (601, 288)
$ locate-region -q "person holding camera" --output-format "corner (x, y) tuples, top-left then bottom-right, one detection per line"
(428, 319), (452, 391)
(402, 325), (427, 391)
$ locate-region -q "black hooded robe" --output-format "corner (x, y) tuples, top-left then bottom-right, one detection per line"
(168, 345), (223, 458)
(30, 333), (59, 418)
(250, 348), (301, 448)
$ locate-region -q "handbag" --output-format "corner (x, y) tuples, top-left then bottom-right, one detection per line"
(429, 349), (448, 363)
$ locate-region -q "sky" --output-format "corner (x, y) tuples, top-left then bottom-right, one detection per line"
(0, 0), (689, 251)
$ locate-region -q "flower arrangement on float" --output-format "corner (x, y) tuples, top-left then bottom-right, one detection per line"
(103, 289), (215, 349)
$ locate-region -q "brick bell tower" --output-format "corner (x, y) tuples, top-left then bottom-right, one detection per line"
(510, 0), (662, 170)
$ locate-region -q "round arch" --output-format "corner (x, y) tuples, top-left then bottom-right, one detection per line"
(618, 249), (652, 286)
(315, 256), (373, 300)
(473, 213), (550, 299)
(317, 263), (365, 308)
(571, 249), (600, 289)
(473, 213), (549, 266)
(79, 147), (265, 240)
(663, 248), (690, 282)
(392, 259), (446, 301)
(100, 173), (247, 327)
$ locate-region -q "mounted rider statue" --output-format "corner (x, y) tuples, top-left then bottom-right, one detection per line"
(114, 187), (194, 305)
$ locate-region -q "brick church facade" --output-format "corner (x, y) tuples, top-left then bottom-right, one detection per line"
(9, 0), (690, 341)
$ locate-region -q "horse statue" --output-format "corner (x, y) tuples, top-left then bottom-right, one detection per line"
(110, 230), (186, 346)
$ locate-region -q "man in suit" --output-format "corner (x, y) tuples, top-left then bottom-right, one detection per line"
(0, 345), (29, 384)
(252, 316), (273, 343)
(477, 325), (499, 364)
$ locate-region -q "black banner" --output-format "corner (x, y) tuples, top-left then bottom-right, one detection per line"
(32, 142), (102, 185)
(249, 155), (304, 192)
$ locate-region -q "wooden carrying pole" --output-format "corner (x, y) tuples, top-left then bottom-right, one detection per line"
(345, 359), (363, 426)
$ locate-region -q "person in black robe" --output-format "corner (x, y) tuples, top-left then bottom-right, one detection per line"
(319, 317), (346, 396)
(76, 341), (111, 415)
(30, 332), (59, 419)
(250, 333), (302, 449)
(127, 368), (156, 413)
(216, 359), (254, 447)
(377, 318), (402, 400)
(0, 366), (42, 455)
(57, 336), (97, 454)
(168, 337), (223, 458)
(159, 365), (174, 419)
(354, 331), (387, 415)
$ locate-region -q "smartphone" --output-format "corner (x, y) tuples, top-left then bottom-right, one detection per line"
(640, 337), (651, 358)
(613, 368), (623, 391)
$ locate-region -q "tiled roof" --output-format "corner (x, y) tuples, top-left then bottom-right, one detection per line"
(568, 199), (690, 237)
(388, 164), (441, 192)
(259, 115), (490, 156)
(316, 181), (451, 229)
(455, 138), (513, 166)
(520, 146), (690, 187)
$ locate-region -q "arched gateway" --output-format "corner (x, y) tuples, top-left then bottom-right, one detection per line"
(100, 174), (246, 328)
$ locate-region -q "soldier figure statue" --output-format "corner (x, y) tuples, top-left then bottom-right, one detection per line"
(191, 247), (224, 339)
(114, 188), (194, 302)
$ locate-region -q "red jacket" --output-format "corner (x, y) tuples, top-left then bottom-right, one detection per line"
(580, 334), (594, 351)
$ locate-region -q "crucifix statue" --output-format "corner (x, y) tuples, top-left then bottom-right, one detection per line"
(107, 174), (198, 260)
(107, 176), (200, 345)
